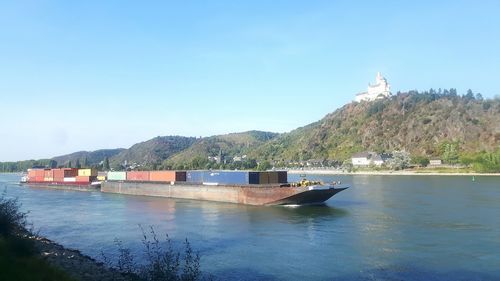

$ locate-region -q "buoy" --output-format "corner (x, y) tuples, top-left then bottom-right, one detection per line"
(472, 176), (475, 182)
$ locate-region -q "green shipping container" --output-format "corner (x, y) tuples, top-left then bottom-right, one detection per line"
(107, 171), (126, 181)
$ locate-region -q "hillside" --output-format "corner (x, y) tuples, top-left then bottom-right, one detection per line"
(251, 91), (499, 163)
(52, 149), (125, 167)
(2, 91), (498, 173)
(164, 131), (278, 169)
(109, 136), (198, 169)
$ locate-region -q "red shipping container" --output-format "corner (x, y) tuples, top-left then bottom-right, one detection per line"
(34, 169), (45, 177)
(28, 170), (38, 178)
(53, 169), (64, 178)
(64, 168), (79, 177)
(44, 169), (53, 178)
(149, 171), (176, 182)
(53, 177), (64, 182)
(76, 176), (91, 183)
(127, 171), (150, 181)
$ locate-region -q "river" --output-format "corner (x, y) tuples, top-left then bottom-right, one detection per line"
(1, 173), (499, 280)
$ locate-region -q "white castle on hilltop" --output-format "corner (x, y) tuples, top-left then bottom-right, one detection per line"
(355, 72), (391, 102)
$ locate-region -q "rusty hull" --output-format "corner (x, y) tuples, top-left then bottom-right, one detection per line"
(101, 181), (347, 205)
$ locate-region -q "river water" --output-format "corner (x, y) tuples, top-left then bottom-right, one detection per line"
(1, 173), (499, 280)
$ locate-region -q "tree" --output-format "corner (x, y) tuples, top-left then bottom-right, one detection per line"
(441, 142), (460, 164)
(411, 156), (430, 167)
(257, 160), (271, 171)
(387, 151), (411, 170)
(67, 161), (72, 168)
(75, 159), (81, 169)
(103, 157), (110, 171)
(48, 160), (58, 168)
(464, 89), (475, 101)
(83, 157), (88, 168)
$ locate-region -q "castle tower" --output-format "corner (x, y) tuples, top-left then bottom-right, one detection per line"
(355, 73), (391, 102)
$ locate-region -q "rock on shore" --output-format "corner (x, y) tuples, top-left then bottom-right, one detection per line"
(29, 234), (128, 281)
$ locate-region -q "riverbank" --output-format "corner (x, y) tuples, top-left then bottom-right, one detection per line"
(30, 233), (127, 281)
(288, 169), (500, 176)
(0, 230), (127, 281)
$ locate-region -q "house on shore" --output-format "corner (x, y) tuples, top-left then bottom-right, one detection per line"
(352, 152), (391, 167)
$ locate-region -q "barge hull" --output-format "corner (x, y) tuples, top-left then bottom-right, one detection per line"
(101, 181), (346, 206)
(23, 182), (100, 192)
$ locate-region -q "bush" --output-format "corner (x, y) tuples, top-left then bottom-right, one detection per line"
(102, 226), (206, 281)
(0, 191), (29, 237)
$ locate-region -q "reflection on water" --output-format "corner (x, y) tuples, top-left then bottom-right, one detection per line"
(1, 173), (500, 280)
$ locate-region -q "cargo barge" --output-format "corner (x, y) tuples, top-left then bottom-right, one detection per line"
(102, 170), (348, 206)
(101, 181), (348, 205)
(23, 169), (348, 206)
(21, 168), (102, 191)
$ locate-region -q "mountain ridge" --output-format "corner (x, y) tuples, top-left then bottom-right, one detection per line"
(1, 91), (498, 172)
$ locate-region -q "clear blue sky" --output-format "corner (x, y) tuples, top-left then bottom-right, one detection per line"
(1, 1), (499, 161)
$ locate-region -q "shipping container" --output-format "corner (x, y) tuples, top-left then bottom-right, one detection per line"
(65, 168), (79, 177)
(277, 171), (288, 183)
(43, 177), (54, 182)
(248, 172), (260, 184)
(44, 169), (53, 178)
(149, 171), (186, 182)
(52, 168), (77, 178)
(186, 170), (250, 185)
(268, 171), (279, 184)
(186, 170), (204, 183)
(63, 177), (76, 182)
(53, 177), (64, 182)
(31, 169), (45, 178)
(186, 170), (283, 185)
(53, 169), (64, 179)
(127, 171), (150, 181)
(78, 168), (97, 177)
(107, 171), (126, 181)
(34, 176), (44, 182)
(97, 175), (106, 181)
(97, 171), (107, 177)
(258, 172), (269, 184)
(75, 176), (95, 182)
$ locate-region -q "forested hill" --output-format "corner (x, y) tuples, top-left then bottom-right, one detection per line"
(250, 90), (499, 163)
(52, 149), (125, 167)
(1, 90), (498, 172)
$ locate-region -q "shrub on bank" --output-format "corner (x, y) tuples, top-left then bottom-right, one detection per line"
(102, 226), (209, 281)
(0, 192), (74, 281)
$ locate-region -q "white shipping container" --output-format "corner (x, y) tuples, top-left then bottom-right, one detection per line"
(63, 177), (76, 182)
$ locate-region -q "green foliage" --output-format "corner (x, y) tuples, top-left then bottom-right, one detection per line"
(387, 151), (411, 170)
(0, 193), (28, 237)
(366, 100), (386, 116)
(471, 150), (500, 173)
(441, 142), (460, 164)
(411, 156), (430, 167)
(257, 160), (272, 171)
(104, 157), (110, 171)
(0, 193), (73, 281)
(102, 226), (204, 281)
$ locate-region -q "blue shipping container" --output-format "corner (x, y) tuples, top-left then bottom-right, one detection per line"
(186, 170), (284, 185)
